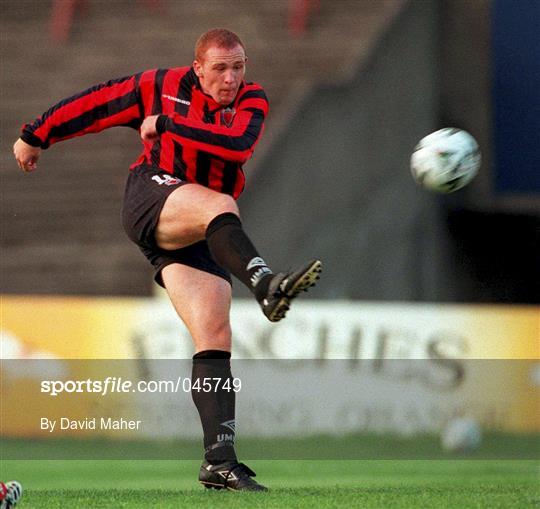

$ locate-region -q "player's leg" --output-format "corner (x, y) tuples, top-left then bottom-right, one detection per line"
(161, 263), (235, 463)
(160, 263), (266, 491)
(156, 183), (322, 321)
(161, 262), (232, 353)
(155, 183), (239, 251)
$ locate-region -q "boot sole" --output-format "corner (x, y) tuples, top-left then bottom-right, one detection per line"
(283, 260), (322, 298)
(268, 260), (322, 322)
(200, 480), (266, 492)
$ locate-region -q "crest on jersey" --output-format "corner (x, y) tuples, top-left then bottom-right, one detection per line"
(221, 107), (236, 127)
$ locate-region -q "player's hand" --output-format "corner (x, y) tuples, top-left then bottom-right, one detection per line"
(140, 115), (160, 142)
(13, 138), (41, 172)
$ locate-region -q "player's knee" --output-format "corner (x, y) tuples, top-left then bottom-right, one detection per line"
(208, 193), (238, 220)
(193, 320), (232, 351)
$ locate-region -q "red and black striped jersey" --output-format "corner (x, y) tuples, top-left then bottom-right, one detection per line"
(20, 67), (269, 199)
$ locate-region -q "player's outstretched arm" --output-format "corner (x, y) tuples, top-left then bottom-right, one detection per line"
(19, 74), (143, 152)
(13, 138), (41, 172)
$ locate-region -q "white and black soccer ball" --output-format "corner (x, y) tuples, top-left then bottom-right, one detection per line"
(441, 417), (482, 453)
(411, 128), (481, 193)
(0, 481), (22, 509)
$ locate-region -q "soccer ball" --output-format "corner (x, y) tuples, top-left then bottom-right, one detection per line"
(441, 417), (482, 453)
(410, 128), (481, 193)
(0, 481), (22, 509)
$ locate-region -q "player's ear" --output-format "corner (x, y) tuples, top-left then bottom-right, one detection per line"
(193, 60), (203, 78)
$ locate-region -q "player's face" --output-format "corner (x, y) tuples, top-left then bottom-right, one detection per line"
(194, 45), (246, 106)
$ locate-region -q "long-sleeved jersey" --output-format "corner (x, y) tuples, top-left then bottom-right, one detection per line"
(21, 67), (269, 199)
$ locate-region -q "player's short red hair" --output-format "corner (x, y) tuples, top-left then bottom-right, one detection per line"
(194, 28), (245, 61)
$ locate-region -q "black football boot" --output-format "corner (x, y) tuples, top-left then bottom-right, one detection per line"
(199, 461), (268, 492)
(259, 259), (322, 322)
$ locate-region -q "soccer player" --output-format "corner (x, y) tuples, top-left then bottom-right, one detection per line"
(0, 480), (22, 508)
(13, 28), (321, 491)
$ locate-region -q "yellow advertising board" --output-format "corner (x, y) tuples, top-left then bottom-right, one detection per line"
(1, 296), (538, 438)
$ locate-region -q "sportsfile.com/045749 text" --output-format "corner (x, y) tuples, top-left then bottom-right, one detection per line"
(40, 377), (242, 396)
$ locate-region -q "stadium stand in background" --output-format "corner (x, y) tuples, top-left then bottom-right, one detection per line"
(49, 0), (322, 42)
(1, 0), (404, 296)
(2, 0), (538, 302)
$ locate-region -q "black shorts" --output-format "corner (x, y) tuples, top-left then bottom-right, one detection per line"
(122, 165), (231, 288)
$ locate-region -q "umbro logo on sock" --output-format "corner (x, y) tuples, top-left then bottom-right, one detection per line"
(250, 267), (272, 287)
(220, 420), (236, 433)
(246, 257), (267, 271)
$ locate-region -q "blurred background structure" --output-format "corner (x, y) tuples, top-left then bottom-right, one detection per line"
(1, 0), (538, 302)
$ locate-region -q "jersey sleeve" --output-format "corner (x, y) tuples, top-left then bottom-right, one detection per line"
(20, 73), (144, 149)
(156, 87), (269, 164)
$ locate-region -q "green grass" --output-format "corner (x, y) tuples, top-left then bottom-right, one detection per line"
(1, 460), (538, 508)
(1, 436), (538, 507)
(3, 432), (539, 459)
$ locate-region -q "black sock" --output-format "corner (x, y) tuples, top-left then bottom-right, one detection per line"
(206, 212), (273, 300)
(192, 350), (238, 465)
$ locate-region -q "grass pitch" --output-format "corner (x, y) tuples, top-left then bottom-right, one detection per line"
(1, 434), (538, 508)
(1, 459), (538, 508)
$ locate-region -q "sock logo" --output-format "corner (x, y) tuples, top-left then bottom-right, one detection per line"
(250, 267), (272, 287)
(246, 257), (267, 271)
(217, 433), (235, 443)
(220, 420), (236, 433)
